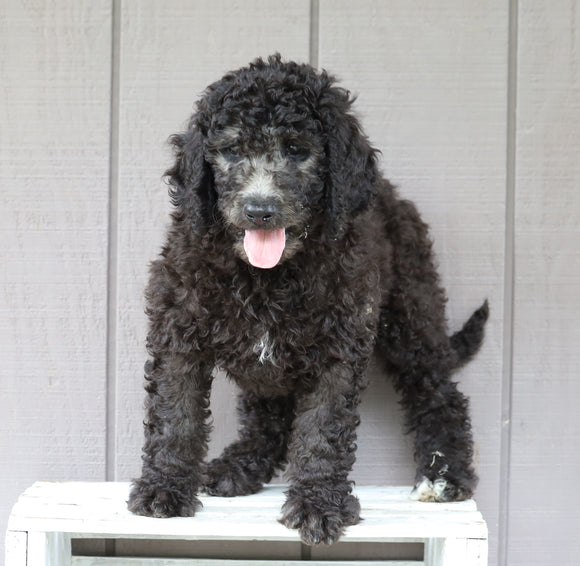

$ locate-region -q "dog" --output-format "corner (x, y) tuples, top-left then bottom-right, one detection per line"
(128, 54), (488, 545)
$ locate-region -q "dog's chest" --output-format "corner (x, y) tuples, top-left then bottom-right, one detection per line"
(204, 283), (318, 392)
(214, 302), (305, 360)
(252, 331), (276, 365)
(196, 263), (381, 395)
(214, 322), (306, 395)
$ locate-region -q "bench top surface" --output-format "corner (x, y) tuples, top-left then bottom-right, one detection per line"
(7, 482), (487, 542)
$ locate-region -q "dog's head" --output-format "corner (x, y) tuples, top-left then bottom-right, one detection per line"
(166, 55), (379, 269)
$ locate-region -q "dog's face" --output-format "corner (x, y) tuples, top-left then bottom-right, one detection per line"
(204, 122), (325, 268)
(166, 56), (379, 269)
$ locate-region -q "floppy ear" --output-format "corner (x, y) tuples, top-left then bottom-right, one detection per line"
(319, 86), (379, 239)
(165, 122), (217, 235)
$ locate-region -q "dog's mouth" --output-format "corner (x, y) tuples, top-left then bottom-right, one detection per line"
(243, 227), (286, 269)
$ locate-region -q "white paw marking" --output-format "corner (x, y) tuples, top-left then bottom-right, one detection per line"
(410, 477), (448, 502)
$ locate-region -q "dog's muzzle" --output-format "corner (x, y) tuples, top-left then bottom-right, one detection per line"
(238, 195), (287, 269)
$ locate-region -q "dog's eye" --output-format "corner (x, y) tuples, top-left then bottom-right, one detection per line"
(284, 142), (310, 161)
(219, 146), (241, 163)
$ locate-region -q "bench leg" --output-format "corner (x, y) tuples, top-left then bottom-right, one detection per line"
(27, 532), (71, 566)
(425, 537), (488, 566)
(5, 531), (27, 566)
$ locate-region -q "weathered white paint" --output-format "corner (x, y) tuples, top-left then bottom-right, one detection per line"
(73, 559), (419, 566)
(6, 482), (487, 565)
(425, 537), (488, 566)
(4, 531), (27, 566)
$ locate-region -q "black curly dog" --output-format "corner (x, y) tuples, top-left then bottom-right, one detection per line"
(128, 55), (489, 545)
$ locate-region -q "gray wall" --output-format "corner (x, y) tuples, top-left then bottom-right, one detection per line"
(1, 1), (578, 565)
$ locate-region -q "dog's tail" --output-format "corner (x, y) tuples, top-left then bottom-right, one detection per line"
(450, 300), (489, 370)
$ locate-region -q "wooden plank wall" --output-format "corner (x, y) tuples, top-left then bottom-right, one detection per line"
(508, 3), (580, 565)
(1, 2), (578, 565)
(0, 0), (112, 535)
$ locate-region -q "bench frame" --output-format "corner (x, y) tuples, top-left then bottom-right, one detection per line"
(6, 482), (488, 566)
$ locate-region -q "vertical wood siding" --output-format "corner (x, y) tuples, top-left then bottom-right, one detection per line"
(1, 2), (578, 565)
(508, 2), (580, 565)
(0, 0), (112, 531)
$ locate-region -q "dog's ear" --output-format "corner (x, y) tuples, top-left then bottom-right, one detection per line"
(165, 122), (217, 235)
(318, 86), (379, 239)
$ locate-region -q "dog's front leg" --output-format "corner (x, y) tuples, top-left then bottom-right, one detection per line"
(128, 355), (213, 518)
(280, 362), (365, 545)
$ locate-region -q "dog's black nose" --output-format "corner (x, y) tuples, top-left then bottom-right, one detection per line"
(244, 203), (278, 226)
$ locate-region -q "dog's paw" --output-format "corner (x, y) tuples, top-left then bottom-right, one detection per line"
(410, 475), (474, 502)
(203, 457), (264, 497)
(127, 480), (201, 518)
(411, 450), (477, 502)
(280, 487), (360, 545)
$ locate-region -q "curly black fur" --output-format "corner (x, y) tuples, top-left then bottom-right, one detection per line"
(128, 55), (489, 545)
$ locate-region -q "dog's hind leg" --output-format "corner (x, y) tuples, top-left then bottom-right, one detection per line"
(377, 298), (479, 502)
(204, 392), (294, 496)
(376, 287), (481, 502)
(376, 199), (482, 501)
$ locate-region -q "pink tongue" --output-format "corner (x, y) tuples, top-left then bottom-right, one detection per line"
(243, 228), (286, 269)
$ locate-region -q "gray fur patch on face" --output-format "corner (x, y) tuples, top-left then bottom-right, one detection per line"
(238, 158), (282, 202)
(205, 124), (325, 266)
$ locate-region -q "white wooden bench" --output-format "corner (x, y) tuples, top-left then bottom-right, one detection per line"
(5, 482), (487, 566)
